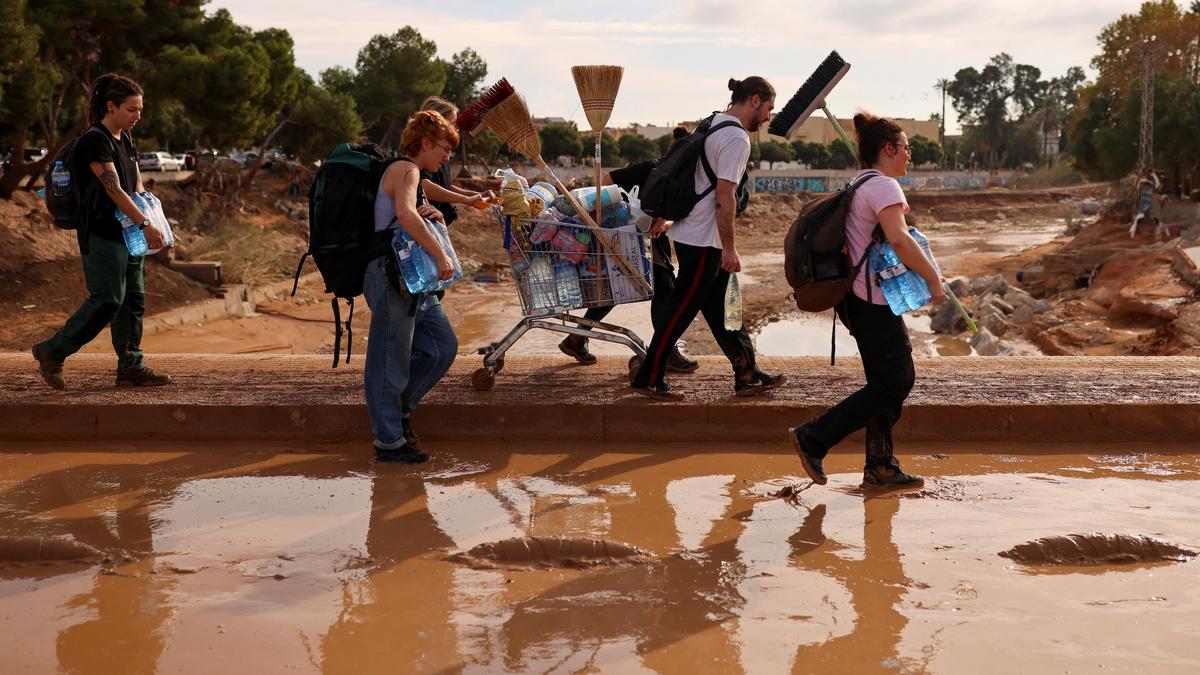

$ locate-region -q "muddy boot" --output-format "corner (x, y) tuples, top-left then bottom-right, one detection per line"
(735, 370), (787, 397)
(32, 342), (65, 390)
(665, 342), (699, 373)
(402, 418), (420, 448)
(789, 423), (827, 485)
(630, 381), (685, 401)
(374, 444), (429, 464)
(116, 365), (174, 387)
(862, 461), (923, 490)
(559, 335), (597, 365)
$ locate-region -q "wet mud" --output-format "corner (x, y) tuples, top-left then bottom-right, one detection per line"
(0, 535), (104, 562)
(450, 536), (652, 569)
(1000, 533), (1197, 567)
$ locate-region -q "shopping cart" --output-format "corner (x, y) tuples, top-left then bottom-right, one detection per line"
(471, 210), (655, 391)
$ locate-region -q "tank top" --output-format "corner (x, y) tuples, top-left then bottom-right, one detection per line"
(374, 158), (425, 233)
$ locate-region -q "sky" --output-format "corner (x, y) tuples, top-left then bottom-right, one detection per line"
(208, 0), (1142, 135)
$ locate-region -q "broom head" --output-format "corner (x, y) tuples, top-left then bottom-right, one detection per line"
(768, 51), (851, 139)
(572, 65), (623, 132)
(481, 92), (543, 162)
(457, 77), (515, 135)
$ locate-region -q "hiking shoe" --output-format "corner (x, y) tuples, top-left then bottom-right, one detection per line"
(630, 381), (685, 401)
(735, 371), (787, 397)
(559, 336), (597, 365)
(789, 425), (827, 485)
(32, 342), (65, 390)
(402, 418), (420, 448)
(666, 344), (699, 373)
(115, 365), (174, 387)
(862, 465), (924, 490)
(374, 444), (430, 464)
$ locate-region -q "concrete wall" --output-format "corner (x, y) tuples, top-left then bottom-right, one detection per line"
(749, 170), (1016, 193)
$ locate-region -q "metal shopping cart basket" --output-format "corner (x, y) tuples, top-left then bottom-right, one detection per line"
(471, 210), (655, 391)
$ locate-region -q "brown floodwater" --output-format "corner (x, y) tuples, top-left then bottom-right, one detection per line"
(1, 442), (1198, 673)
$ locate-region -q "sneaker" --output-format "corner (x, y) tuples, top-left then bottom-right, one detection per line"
(788, 425), (827, 485)
(862, 464), (924, 490)
(559, 336), (597, 365)
(630, 381), (685, 401)
(735, 371), (787, 397)
(115, 365), (174, 387)
(665, 344), (699, 373)
(402, 418), (420, 448)
(374, 444), (430, 464)
(31, 342), (65, 390)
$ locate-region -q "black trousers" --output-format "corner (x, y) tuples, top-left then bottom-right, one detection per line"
(632, 240), (756, 387)
(805, 294), (915, 469)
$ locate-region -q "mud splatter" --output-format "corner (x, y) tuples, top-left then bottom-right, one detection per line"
(0, 536), (104, 562)
(1000, 534), (1197, 567)
(449, 537), (652, 569)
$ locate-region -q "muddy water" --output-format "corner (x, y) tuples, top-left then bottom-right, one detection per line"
(2, 443), (1198, 673)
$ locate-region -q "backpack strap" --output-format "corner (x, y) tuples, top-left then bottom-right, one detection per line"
(696, 120), (745, 201)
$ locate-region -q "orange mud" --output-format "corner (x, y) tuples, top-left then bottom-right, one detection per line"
(999, 533), (1196, 567)
(2, 442), (1198, 673)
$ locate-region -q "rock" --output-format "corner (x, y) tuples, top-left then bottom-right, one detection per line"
(947, 276), (971, 297)
(970, 327), (1012, 356)
(1079, 201), (1101, 216)
(1012, 303), (1035, 324)
(929, 298), (966, 334)
(980, 309), (1010, 337)
(1033, 300), (1052, 314)
(1003, 285), (1035, 310)
(969, 274), (1009, 297)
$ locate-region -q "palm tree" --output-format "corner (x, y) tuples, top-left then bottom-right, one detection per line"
(934, 78), (952, 168)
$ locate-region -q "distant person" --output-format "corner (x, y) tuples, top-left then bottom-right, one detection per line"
(1129, 167), (1161, 238)
(363, 110), (460, 464)
(788, 112), (944, 491)
(31, 73), (172, 390)
(418, 96), (495, 227)
(559, 125), (697, 373)
(629, 77), (785, 400)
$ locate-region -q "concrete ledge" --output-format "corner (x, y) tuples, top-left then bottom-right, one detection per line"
(3, 354), (1199, 443)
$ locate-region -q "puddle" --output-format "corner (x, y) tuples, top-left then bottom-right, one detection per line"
(999, 533), (1197, 568)
(1, 445), (1198, 672)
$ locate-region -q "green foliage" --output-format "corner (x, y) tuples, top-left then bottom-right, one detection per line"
(440, 48), (487, 108)
(617, 134), (657, 163)
(599, 132), (621, 165)
(828, 140), (856, 170)
(471, 128), (504, 163)
(791, 140), (830, 168)
(539, 123), (582, 162)
(655, 133), (672, 156)
(351, 27), (445, 145)
(277, 74), (363, 164)
(909, 135), (944, 167)
(758, 140), (794, 166)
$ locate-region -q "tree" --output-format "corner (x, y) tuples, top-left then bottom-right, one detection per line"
(909, 135), (944, 167)
(759, 140), (794, 167)
(617, 134), (657, 163)
(275, 74), (363, 164)
(828, 140), (856, 169)
(440, 47), (487, 174)
(791, 140), (830, 168)
(599, 132), (621, 166)
(538, 123), (582, 162)
(351, 27), (445, 148)
(655, 133), (673, 156)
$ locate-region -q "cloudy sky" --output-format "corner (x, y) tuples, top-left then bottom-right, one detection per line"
(209, 0), (1140, 134)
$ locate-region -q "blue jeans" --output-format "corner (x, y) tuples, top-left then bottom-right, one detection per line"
(362, 257), (458, 449)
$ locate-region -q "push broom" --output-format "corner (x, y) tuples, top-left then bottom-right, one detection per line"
(770, 51), (977, 333)
(571, 65), (623, 229)
(459, 80), (650, 293)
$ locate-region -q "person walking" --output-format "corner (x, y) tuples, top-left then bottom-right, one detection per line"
(789, 112), (944, 490)
(363, 111), (461, 464)
(31, 73), (172, 390)
(629, 77), (785, 400)
(558, 125), (697, 373)
(417, 96), (494, 227)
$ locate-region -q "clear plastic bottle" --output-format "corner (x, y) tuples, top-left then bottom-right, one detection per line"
(391, 218), (463, 294)
(50, 161), (70, 199)
(138, 191), (175, 248)
(723, 273), (742, 330)
(115, 193), (150, 256)
(526, 255), (558, 311)
(870, 228), (941, 315)
(554, 261), (582, 307)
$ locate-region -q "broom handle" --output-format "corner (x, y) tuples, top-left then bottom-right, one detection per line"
(595, 131), (603, 232)
(535, 157), (651, 294)
(945, 288), (979, 333)
(822, 105), (857, 154)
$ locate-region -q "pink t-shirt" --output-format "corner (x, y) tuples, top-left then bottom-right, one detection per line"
(847, 169), (908, 304)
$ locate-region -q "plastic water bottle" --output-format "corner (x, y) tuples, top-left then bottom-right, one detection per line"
(870, 227), (939, 315)
(723, 273), (742, 330)
(50, 161), (70, 199)
(554, 261), (582, 307)
(392, 218), (463, 294)
(139, 192), (175, 248)
(526, 255), (558, 311)
(601, 202), (631, 229)
(116, 193), (150, 256)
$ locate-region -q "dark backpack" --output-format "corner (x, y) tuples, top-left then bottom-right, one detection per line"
(43, 127), (110, 230)
(639, 114), (744, 221)
(783, 171), (881, 313)
(291, 142), (398, 367)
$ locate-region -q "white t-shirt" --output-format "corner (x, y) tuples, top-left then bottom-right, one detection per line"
(846, 169), (909, 304)
(667, 113), (750, 250)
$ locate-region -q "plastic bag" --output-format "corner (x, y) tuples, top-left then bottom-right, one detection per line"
(626, 185), (653, 233)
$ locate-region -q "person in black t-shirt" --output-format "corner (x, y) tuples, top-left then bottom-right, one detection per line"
(558, 126), (699, 373)
(418, 97), (495, 228)
(31, 73), (173, 390)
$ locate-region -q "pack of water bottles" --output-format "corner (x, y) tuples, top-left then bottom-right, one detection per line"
(868, 227), (941, 315)
(115, 191), (176, 257)
(390, 216), (463, 294)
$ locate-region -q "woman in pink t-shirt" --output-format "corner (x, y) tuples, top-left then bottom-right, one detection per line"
(788, 113), (944, 490)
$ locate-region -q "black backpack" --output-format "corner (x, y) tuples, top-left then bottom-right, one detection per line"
(639, 114), (744, 221)
(783, 170), (880, 313)
(291, 142), (398, 367)
(43, 127), (110, 230)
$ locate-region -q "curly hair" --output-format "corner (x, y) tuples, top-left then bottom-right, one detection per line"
(399, 110), (460, 158)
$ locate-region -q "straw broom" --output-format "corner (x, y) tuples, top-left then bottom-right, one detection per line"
(572, 65), (623, 228)
(480, 92), (649, 293)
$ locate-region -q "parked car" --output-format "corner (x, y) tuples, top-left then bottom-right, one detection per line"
(138, 151), (183, 172)
(230, 151), (258, 168)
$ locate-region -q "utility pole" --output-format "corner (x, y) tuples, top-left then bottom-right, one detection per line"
(1138, 38), (1168, 175)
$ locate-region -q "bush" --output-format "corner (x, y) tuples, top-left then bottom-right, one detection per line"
(1013, 163), (1085, 189)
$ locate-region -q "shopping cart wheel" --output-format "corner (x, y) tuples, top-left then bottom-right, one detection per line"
(627, 355), (643, 383)
(471, 367), (496, 391)
(494, 357), (505, 373)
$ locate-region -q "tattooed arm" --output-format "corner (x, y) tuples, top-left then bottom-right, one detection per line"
(91, 161), (164, 249)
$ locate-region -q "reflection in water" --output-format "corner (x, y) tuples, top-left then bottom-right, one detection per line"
(665, 474), (734, 551)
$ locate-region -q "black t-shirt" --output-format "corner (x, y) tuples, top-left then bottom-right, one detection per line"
(609, 160), (655, 192)
(74, 124), (138, 241)
(421, 162), (458, 226)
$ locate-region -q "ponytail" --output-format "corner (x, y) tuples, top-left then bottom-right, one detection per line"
(852, 112), (903, 168)
(86, 73), (143, 126)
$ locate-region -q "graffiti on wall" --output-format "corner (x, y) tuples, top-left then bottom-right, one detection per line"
(753, 172), (1007, 194)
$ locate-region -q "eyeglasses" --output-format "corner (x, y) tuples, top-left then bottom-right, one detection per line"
(434, 141), (455, 155)
(891, 142), (911, 153)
